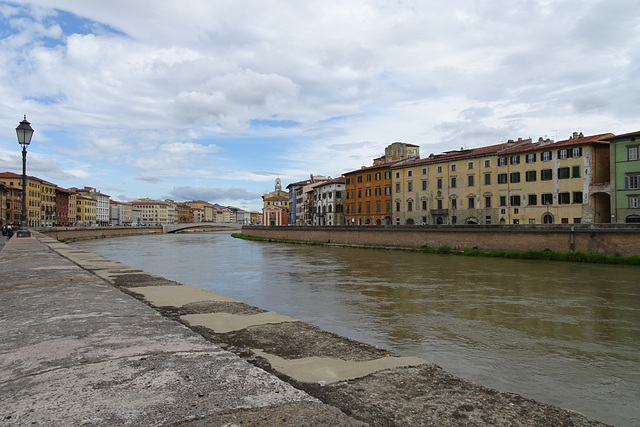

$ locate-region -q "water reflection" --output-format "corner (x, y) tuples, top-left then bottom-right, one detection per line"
(75, 232), (640, 426)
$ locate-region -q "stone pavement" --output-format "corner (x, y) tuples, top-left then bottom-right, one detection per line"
(1, 233), (609, 426)
(0, 235), (363, 426)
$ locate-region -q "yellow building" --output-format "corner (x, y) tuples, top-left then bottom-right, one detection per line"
(262, 178), (289, 210)
(0, 172), (58, 227)
(391, 132), (613, 225)
(76, 195), (97, 225)
(185, 200), (215, 222)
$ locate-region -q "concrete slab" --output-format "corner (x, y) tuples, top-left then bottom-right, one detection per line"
(131, 284), (239, 306)
(251, 349), (426, 384)
(182, 312), (298, 334)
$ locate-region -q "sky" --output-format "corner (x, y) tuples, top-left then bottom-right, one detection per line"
(0, 1), (638, 212)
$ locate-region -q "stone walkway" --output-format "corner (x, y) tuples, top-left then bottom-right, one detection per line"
(0, 235), (363, 426)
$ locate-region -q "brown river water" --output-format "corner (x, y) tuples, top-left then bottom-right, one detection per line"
(75, 231), (640, 426)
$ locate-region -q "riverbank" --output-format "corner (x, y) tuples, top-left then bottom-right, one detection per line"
(241, 223), (640, 258)
(0, 232), (609, 426)
(234, 233), (640, 265)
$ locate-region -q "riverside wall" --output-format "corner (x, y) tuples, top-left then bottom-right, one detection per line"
(39, 226), (163, 241)
(241, 224), (640, 257)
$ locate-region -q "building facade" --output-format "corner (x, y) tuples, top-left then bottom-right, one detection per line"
(390, 133), (613, 226)
(76, 195), (97, 225)
(311, 177), (346, 225)
(74, 187), (110, 226)
(132, 200), (174, 225)
(609, 130), (640, 223)
(344, 142), (420, 226)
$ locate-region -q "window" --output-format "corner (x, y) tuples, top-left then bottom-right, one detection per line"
(625, 174), (640, 189)
(385, 186), (392, 195)
(525, 170), (537, 182)
(485, 196), (491, 208)
(367, 174), (371, 181)
(365, 189), (371, 197)
(437, 166), (443, 173)
(510, 172), (520, 183)
(558, 167), (570, 179)
(468, 196), (475, 209)
(422, 168), (427, 175)
(375, 187), (381, 196)
(451, 198), (457, 210)
(468, 162), (474, 170)
(407, 201), (413, 211)
(559, 149), (567, 159)
(408, 181), (413, 192)
(451, 164), (457, 171)
(395, 172), (400, 179)
(542, 193), (553, 205)
(422, 200), (427, 210)
(510, 155), (520, 165)
(386, 201), (391, 211)
(396, 202), (400, 212)
(498, 157), (507, 166)
(451, 177), (457, 188)
(407, 170), (412, 177)
(528, 194), (537, 205)
(484, 159), (491, 167)
(357, 176), (362, 183)
(510, 195), (521, 206)
(366, 202), (370, 213)
(572, 166), (581, 178)
(499, 196), (507, 206)
(628, 146), (639, 161)
(558, 192), (570, 204)
(484, 173), (491, 185)
(629, 196), (639, 208)
(376, 201), (381, 212)
(573, 192), (583, 204)
(498, 173), (508, 184)
(395, 183), (401, 192)
(375, 172), (381, 180)
(385, 171), (391, 179)
(437, 177), (443, 189)
(437, 199), (443, 209)
(542, 151), (552, 161)
(468, 175), (475, 187)
(526, 153), (536, 163)
(541, 169), (553, 180)
(422, 180), (427, 191)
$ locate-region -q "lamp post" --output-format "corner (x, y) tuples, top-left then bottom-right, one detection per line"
(15, 115), (34, 238)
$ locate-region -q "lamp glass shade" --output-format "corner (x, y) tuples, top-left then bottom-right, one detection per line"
(16, 117), (34, 146)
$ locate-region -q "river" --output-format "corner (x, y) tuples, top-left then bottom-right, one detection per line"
(74, 231), (640, 426)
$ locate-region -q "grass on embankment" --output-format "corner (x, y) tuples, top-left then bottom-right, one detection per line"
(232, 233), (640, 266)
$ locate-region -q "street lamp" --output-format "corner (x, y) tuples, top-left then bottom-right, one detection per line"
(15, 115), (34, 238)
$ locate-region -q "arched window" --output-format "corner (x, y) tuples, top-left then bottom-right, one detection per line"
(543, 213), (554, 224)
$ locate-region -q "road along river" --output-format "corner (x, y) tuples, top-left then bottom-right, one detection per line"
(74, 231), (640, 426)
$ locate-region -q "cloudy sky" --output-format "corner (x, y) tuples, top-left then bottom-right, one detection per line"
(0, 1), (638, 211)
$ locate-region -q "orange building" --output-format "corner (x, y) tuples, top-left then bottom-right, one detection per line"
(344, 142), (420, 225)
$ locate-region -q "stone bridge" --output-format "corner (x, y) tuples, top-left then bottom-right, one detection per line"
(162, 222), (242, 233)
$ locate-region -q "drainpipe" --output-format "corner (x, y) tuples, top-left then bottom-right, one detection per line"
(570, 226), (575, 251)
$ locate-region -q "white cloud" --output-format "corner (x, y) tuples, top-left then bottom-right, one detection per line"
(0, 0), (638, 212)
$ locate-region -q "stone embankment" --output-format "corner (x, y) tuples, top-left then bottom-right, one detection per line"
(242, 224), (640, 257)
(1, 233), (610, 426)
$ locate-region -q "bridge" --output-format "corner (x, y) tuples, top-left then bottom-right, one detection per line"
(162, 222), (243, 233)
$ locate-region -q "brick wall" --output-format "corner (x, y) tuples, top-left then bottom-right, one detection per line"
(242, 225), (640, 257)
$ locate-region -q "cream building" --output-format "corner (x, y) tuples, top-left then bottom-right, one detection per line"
(391, 132), (613, 225)
(132, 199), (174, 225)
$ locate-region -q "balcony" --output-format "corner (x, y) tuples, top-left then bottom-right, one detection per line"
(430, 209), (449, 215)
